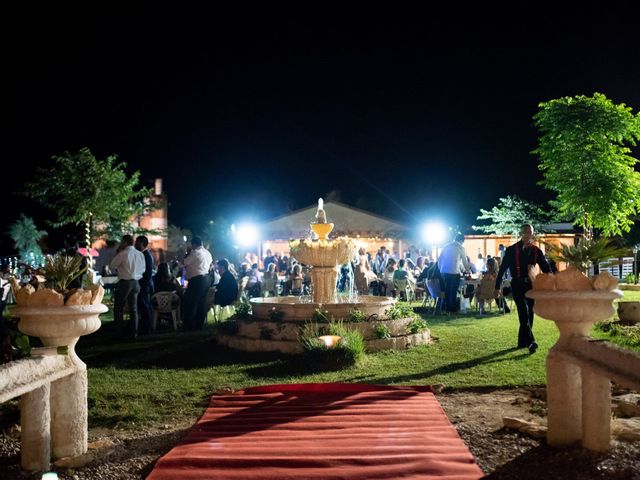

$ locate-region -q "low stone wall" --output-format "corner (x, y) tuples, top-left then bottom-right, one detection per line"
(216, 315), (430, 354)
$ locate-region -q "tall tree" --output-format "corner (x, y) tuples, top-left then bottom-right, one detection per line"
(533, 93), (640, 239)
(23, 147), (156, 243)
(8, 214), (47, 260)
(472, 195), (552, 236)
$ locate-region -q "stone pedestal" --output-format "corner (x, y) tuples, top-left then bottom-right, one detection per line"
(310, 266), (339, 304)
(527, 289), (622, 451)
(20, 384), (51, 470)
(13, 304), (106, 469)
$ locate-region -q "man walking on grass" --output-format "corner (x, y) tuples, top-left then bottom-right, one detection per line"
(495, 224), (550, 354)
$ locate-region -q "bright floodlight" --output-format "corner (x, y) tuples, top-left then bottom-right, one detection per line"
(235, 224), (259, 247)
(422, 222), (447, 245)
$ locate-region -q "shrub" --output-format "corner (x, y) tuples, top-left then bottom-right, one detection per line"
(235, 300), (251, 317)
(594, 321), (640, 349)
(406, 318), (429, 334)
(299, 320), (365, 370)
(349, 308), (367, 323)
(375, 324), (391, 339)
(622, 273), (637, 284)
(385, 303), (416, 320)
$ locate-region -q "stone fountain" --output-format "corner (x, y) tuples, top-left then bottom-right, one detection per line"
(216, 198), (430, 353)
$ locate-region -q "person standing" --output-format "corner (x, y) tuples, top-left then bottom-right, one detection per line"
(437, 233), (472, 313)
(495, 224), (550, 353)
(135, 236), (155, 335)
(182, 236), (213, 330)
(110, 235), (146, 339)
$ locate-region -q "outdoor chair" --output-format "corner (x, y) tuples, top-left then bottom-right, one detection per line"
(151, 291), (181, 331)
(425, 278), (445, 315)
(393, 278), (415, 304)
(474, 276), (498, 314)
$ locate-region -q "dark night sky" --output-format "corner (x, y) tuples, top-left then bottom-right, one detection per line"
(4, 3), (640, 252)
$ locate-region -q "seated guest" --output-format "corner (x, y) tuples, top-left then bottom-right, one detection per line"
(213, 259), (239, 307)
(261, 263), (278, 296)
(382, 258), (397, 295)
(238, 262), (251, 279)
(475, 257), (498, 314)
(153, 262), (183, 299)
(414, 256), (426, 277)
(247, 263), (263, 297)
(393, 259), (414, 283)
(290, 264), (304, 295)
(355, 247), (377, 294)
(392, 259), (416, 299)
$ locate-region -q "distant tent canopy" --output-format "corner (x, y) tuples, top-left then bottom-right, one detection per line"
(259, 201), (412, 258)
(261, 201), (410, 239)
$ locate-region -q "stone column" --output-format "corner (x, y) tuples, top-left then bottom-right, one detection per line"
(50, 369), (88, 459)
(546, 349), (582, 446)
(310, 266), (338, 304)
(20, 384), (51, 471)
(581, 369), (611, 451)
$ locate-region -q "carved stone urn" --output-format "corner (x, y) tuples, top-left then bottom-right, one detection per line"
(14, 304), (107, 363)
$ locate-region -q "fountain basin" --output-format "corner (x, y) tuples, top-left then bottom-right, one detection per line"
(250, 295), (396, 321)
(215, 295), (430, 354)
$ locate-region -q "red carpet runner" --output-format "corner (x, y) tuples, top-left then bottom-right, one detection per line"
(147, 383), (483, 479)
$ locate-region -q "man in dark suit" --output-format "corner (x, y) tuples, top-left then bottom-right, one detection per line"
(135, 236), (154, 335)
(213, 258), (238, 307)
(495, 224), (550, 354)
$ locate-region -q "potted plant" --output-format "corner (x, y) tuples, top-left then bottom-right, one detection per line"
(527, 238), (628, 341)
(11, 253), (107, 361)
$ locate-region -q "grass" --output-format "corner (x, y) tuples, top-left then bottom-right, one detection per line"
(3, 290), (639, 429)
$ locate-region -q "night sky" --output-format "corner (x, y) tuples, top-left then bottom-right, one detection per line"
(4, 3), (640, 252)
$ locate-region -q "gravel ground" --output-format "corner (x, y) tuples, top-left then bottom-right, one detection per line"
(1, 388), (638, 479)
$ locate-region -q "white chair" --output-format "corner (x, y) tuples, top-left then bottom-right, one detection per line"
(151, 292), (181, 331)
(393, 278), (415, 304)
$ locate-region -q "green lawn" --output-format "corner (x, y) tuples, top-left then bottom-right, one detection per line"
(4, 291), (638, 429)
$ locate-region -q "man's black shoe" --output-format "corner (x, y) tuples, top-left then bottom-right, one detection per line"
(528, 342), (538, 354)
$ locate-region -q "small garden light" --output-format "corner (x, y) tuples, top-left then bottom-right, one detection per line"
(318, 335), (342, 348)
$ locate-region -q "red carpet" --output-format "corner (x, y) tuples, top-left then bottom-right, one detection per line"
(147, 383), (483, 479)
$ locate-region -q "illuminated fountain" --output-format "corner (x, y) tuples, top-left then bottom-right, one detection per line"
(216, 198), (430, 353)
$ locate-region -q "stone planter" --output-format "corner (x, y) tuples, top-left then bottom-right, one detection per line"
(526, 290), (622, 345)
(617, 301), (640, 324)
(15, 304), (107, 363)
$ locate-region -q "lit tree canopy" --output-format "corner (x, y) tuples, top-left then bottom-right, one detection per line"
(533, 93), (640, 238)
(23, 147), (156, 241)
(472, 195), (553, 236)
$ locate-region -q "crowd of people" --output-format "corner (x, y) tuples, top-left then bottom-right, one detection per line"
(0, 225), (557, 353)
